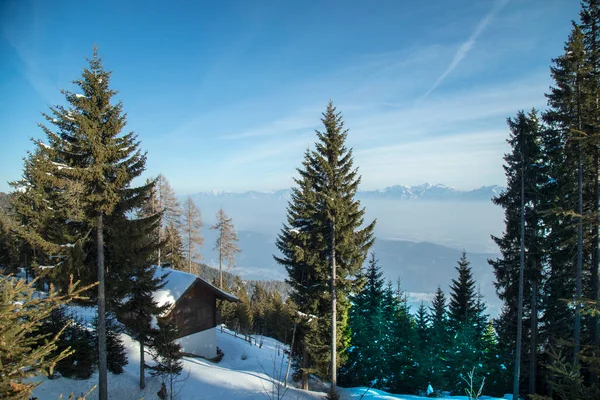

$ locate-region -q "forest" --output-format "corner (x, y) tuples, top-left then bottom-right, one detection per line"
(2, 1), (600, 400)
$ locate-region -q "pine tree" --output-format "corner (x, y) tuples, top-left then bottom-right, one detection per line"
(448, 252), (489, 395)
(341, 253), (386, 388)
(449, 251), (477, 332)
(429, 286), (450, 392)
(386, 280), (417, 393)
(414, 302), (431, 392)
(0, 273), (94, 399)
(7, 48), (159, 400)
(275, 102), (376, 389)
(211, 208), (241, 288)
(92, 312), (127, 375)
(148, 319), (184, 400)
(181, 196), (203, 274)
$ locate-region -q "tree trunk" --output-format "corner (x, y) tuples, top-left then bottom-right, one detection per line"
(593, 150), (600, 359)
(529, 258), (538, 395)
(330, 217), (337, 393)
(140, 336), (146, 389)
(302, 344), (309, 390)
(575, 141), (583, 365)
(284, 322), (297, 387)
(219, 234), (223, 289)
(514, 155), (526, 400)
(97, 213), (108, 400)
(188, 229), (192, 274)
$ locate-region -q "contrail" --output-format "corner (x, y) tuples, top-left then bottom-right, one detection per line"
(420, 0), (509, 102)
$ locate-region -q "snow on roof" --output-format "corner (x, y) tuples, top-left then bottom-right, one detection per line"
(152, 266), (197, 310)
(152, 266), (239, 312)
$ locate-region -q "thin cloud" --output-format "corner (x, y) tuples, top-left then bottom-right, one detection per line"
(420, 0), (510, 102)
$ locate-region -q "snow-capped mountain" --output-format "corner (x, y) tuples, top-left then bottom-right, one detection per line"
(190, 183), (504, 202)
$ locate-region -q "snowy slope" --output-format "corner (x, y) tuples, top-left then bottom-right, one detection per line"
(32, 322), (506, 400)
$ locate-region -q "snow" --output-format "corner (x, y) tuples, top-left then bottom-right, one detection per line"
(152, 266), (198, 310)
(29, 318), (505, 400)
(38, 265), (55, 270)
(74, 94), (86, 98)
(152, 266), (238, 311)
(51, 161), (73, 171)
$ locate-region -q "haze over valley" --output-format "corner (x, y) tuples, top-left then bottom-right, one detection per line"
(195, 183), (504, 313)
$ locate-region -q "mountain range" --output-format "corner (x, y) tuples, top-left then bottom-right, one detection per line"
(190, 183), (504, 202)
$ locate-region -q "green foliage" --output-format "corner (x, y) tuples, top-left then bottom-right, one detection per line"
(148, 319), (184, 400)
(428, 286), (450, 391)
(92, 312), (128, 374)
(0, 273), (94, 399)
(39, 306), (95, 380)
(341, 253), (387, 388)
(275, 101), (376, 382)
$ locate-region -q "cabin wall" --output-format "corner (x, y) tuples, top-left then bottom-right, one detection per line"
(177, 327), (217, 359)
(168, 280), (217, 338)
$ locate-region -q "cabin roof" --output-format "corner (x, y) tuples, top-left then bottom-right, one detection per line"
(152, 266), (239, 310)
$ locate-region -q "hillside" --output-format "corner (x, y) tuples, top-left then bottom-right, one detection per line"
(31, 307), (504, 400)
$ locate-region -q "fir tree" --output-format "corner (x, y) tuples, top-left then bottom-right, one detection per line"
(8, 48), (159, 400)
(211, 208), (241, 289)
(0, 273), (94, 399)
(341, 253), (386, 388)
(448, 252), (489, 395)
(119, 259), (168, 389)
(414, 302), (431, 392)
(449, 251), (477, 332)
(429, 286), (450, 392)
(275, 102), (376, 389)
(148, 319), (184, 400)
(385, 280), (417, 393)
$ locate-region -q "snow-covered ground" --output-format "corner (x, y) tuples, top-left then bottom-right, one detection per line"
(31, 309), (506, 400)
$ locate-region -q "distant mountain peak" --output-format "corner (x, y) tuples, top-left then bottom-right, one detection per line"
(190, 184), (504, 201)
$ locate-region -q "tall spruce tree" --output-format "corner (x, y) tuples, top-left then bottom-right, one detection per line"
(448, 252), (488, 394)
(8, 48), (161, 399)
(341, 253), (386, 388)
(275, 102), (376, 390)
(429, 286), (450, 391)
(491, 110), (546, 396)
(449, 251), (477, 332)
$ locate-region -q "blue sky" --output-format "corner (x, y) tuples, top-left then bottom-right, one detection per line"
(0, 0), (580, 194)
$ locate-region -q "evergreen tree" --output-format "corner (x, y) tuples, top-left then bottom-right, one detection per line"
(414, 302), (431, 392)
(119, 261), (168, 389)
(181, 196), (203, 274)
(148, 319), (184, 400)
(92, 312), (127, 375)
(0, 273), (94, 399)
(211, 208), (241, 288)
(448, 252), (489, 395)
(341, 253), (386, 388)
(8, 48), (159, 400)
(429, 286), (450, 392)
(491, 109), (548, 396)
(386, 281), (417, 393)
(449, 251), (477, 332)
(275, 102), (376, 388)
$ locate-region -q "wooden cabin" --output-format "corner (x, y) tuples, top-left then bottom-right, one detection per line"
(152, 266), (239, 359)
